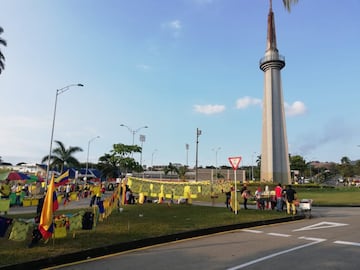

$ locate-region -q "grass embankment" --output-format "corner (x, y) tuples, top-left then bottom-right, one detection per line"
(0, 203), (285, 267)
(198, 186), (360, 206)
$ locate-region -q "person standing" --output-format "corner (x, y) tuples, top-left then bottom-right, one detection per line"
(64, 183), (71, 205)
(240, 184), (249, 210)
(15, 183), (22, 206)
(89, 184), (100, 207)
(225, 189), (231, 209)
(274, 183), (283, 211)
(0, 180), (10, 199)
(285, 185), (297, 215)
(281, 185), (287, 211)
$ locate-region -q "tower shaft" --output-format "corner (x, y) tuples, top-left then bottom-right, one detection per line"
(259, 6), (291, 184)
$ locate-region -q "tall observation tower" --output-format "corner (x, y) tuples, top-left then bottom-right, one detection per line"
(259, 2), (291, 184)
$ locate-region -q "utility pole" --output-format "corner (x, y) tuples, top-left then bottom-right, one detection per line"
(195, 128), (201, 182)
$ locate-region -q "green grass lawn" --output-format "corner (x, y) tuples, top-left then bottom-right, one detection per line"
(0, 186), (359, 267)
(198, 186), (360, 206)
(296, 188), (360, 205)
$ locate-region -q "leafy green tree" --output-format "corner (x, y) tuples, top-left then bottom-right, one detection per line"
(341, 156), (351, 165)
(177, 166), (188, 181)
(353, 160), (360, 176)
(0, 27), (7, 74)
(338, 156), (354, 179)
(290, 155), (307, 176)
(98, 143), (143, 178)
(256, 155), (262, 167)
(41, 140), (83, 172)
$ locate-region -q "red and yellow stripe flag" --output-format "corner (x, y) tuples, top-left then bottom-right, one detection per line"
(38, 174), (59, 239)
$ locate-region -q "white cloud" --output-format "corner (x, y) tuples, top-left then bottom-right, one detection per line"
(235, 96), (306, 117)
(162, 20), (183, 38)
(169, 20), (182, 30)
(136, 64), (151, 71)
(194, 104), (226, 115)
(285, 101), (307, 116)
(236, 96), (262, 109)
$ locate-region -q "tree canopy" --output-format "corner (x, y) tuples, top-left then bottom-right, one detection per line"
(98, 143), (143, 179)
(41, 140), (83, 172)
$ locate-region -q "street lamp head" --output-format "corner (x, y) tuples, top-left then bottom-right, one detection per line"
(77, 83), (84, 87)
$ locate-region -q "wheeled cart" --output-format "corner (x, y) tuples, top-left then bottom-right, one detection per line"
(299, 199), (313, 218)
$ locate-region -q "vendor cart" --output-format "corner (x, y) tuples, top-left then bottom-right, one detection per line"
(298, 199), (313, 218)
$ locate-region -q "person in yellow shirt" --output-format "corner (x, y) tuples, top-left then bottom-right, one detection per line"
(15, 184), (22, 206)
(0, 180), (11, 199)
(89, 183), (101, 207)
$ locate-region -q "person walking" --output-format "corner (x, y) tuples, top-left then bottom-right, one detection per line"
(285, 185), (297, 215)
(274, 183), (283, 211)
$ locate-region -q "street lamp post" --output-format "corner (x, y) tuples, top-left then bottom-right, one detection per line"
(195, 128), (202, 182)
(212, 147), (221, 178)
(85, 136), (100, 182)
(185, 143), (189, 167)
(120, 124), (148, 145)
(139, 134), (146, 167)
(151, 149), (157, 169)
(46, 83), (84, 183)
(251, 152), (257, 181)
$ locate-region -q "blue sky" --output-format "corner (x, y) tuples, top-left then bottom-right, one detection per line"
(1, 0), (359, 169)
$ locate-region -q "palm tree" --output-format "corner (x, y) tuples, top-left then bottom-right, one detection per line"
(98, 153), (121, 179)
(0, 27), (7, 74)
(282, 0), (299, 12)
(42, 140), (83, 172)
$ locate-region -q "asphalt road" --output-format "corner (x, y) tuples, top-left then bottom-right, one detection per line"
(45, 206), (359, 270)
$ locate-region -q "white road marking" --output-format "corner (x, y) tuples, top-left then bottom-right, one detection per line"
(226, 237), (326, 270)
(267, 233), (291, 237)
(298, 236), (327, 242)
(292, 221), (348, 232)
(334, 241), (360, 247)
(241, 229), (263, 234)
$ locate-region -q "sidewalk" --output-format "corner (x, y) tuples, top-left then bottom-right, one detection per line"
(5, 196), (93, 215)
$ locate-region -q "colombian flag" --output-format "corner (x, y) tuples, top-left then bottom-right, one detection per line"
(39, 174), (59, 239)
(54, 170), (69, 186)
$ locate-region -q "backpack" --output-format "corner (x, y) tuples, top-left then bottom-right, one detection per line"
(82, 211), (94, 230)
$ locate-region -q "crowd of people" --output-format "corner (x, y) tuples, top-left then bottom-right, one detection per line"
(225, 183), (298, 215)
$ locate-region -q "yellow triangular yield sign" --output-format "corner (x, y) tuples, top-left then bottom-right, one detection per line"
(228, 156), (242, 170)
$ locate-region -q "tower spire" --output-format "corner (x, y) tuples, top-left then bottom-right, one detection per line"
(266, 1), (278, 52)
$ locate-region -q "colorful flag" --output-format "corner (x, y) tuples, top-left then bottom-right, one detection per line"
(54, 170), (69, 186)
(38, 174), (59, 240)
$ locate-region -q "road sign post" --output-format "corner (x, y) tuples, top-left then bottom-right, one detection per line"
(228, 156), (242, 214)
